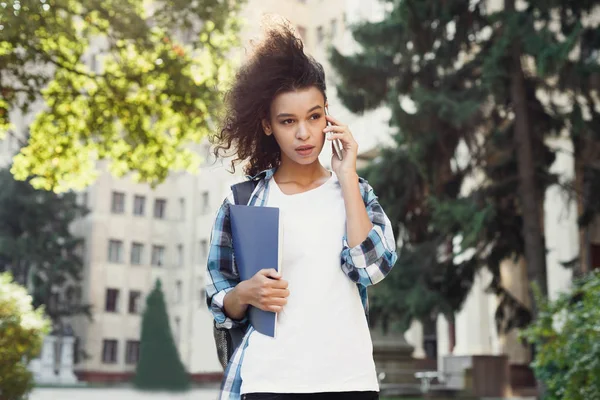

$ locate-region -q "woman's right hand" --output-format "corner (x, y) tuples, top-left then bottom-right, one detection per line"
(239, 268), (289, 313)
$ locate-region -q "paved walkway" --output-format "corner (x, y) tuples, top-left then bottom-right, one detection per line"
(31, 387), (220, 400)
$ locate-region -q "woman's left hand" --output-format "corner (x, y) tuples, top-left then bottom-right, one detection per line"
(324, 114), (358, 182)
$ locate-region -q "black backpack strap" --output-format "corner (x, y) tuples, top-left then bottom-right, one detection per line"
(231, 180), (258, 206)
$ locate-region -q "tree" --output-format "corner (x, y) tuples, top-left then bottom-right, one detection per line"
(330, 0), (600, 333)
(0, 272), (51, 400)
(134, 279), (189, 391)
(0, 0), (242, 193)
(0, 167), (89, 327)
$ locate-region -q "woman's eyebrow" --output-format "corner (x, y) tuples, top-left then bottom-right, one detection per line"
(276, 105), (322, 118)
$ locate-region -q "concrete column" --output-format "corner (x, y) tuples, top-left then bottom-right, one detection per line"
(453, 269), (496, 356)
(436, 314), (450, 376)
(499, 257), (531, 364)
(58, 336), (79, 384)
(404, 320), (425, 359)
(38, 335), (58, 383)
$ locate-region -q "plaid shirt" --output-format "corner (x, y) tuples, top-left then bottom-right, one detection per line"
(206, 168), (398, 400)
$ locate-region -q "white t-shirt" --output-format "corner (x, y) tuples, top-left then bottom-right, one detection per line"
(240, 172), (379, 394)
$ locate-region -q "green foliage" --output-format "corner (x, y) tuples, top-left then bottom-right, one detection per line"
(134, 279), (189, 391)
(0, 167), (89, 324)
(0, 0), (243, 192)
(332, 0), (600, 332)
(0, 272), (51, 400)
(521, 272), (600, 400)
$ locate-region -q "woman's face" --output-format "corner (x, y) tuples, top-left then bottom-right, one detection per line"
(263, 86), (327, 167)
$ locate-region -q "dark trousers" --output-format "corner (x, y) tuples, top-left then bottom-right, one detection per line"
(242, 392), (379, 400)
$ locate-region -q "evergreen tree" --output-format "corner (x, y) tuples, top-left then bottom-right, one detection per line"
(0, 167), (89, 326)
(134, 279), (190, 391)
(0, 0), (242, 192)
(330, 0), (600, 332)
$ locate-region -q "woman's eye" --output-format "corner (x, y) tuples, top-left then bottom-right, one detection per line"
(282, 119), (294, 125)
(310, 113), (322, 120)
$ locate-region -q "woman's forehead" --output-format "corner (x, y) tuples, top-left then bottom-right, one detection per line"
(271, 87), (325, 114)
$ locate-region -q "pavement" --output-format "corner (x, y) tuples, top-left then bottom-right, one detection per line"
(30, 387), (221, 400)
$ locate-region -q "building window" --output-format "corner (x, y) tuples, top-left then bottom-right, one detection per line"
(130, 242), (144, 265)
(154, 198), (167, 219)
(81, 191), (88, 208)
(128, 291), (142, 314)
(105, 289), (119, 312)
(175, 280), (182, 304)
(297, 25), (307, 43)
(151, 245), (165, 267)
(174, 317), (181, 345)
(74, 336), (81, 364)
(91, 53), (101, 73)
(133, 195), (145, 216)
(199, 283), (206, 307)
(179, 198), (185, 220)
(201, 191), (210, 214)
(177, 244), (184, 267)
(199, 239), (208, 260)
(591, 243), (600, 270)
(125, 340), (140, 364)
(108, 240), (124, 263)
(317, 26), (324, 43)
(75, 240), (85, 258)
(330, 18), (338, 38)
(111, 191), (125, 214)
(102, 339), (118, 364)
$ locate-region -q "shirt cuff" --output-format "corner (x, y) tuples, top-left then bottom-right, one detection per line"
(342, 225), (390, 269)
(210, 288), (248, 329)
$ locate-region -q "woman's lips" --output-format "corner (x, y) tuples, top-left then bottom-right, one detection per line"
(295, 146), (315, 156)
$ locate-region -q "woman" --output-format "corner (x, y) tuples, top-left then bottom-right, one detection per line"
(206, 22), (398, 400)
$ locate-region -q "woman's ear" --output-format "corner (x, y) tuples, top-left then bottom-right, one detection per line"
(262, 119), (272, 136)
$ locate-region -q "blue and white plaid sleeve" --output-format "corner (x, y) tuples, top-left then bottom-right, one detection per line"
(206, 193), (247, 329)
(341, 179), (398, 287)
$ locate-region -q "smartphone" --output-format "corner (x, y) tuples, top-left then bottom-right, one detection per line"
(325, 107), (343, 161)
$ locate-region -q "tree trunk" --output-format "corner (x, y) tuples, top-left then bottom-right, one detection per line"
(506, 1), (549, 397)
(507, 2), (549, 315)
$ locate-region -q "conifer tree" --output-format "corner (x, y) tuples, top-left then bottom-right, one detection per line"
(134, 279), (189, 391)
(330, 0), (600, 332)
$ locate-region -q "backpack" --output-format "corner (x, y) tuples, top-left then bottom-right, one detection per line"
(212, 179), (259, 370)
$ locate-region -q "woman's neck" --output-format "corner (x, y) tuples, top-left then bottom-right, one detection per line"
(274, 159), (330, 186)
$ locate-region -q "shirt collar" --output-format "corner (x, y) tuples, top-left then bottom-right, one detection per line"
(246, 167), (277, 182)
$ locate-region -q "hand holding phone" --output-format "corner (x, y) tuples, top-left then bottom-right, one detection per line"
(325, 107), (343, 161)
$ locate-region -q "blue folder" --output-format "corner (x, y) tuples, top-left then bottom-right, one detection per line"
(229, 205), (282, 338)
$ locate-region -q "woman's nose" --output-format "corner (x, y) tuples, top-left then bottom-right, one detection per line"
(296, 122), (309, 140)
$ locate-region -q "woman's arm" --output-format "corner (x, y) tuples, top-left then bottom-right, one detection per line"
(206, 196), (247, 329)
(340, 180), (398, 286)
(206, 195), (289, 328)
(339, 173), (373, 247)
(325, 114), (398, 287)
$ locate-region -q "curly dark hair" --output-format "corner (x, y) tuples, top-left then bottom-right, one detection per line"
(213, 20), (327, 177)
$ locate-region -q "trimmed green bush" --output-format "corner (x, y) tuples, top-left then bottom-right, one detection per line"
(521, 271), (600, 400)
(0, 272), (51, 400)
